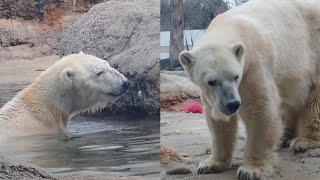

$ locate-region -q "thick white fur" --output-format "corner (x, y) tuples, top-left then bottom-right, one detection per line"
(180, 0), (320, 179)
(0, 52), (128, 138)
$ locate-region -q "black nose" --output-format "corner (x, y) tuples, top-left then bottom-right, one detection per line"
(122, 80), (130, 90)
(226, 100), (241, 113)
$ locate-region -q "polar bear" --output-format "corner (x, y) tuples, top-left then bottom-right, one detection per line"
(0, 52), (130, 137)
(179, 0), (320, 179)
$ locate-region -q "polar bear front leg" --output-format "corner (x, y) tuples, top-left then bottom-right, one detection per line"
(198, 97), (238, 174)
(238, 104), (282, 180)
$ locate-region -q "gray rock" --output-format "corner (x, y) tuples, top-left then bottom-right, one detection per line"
(160, 58), (183, 71)
(161, 71), (187, 78)
(161, 73), (199, 96)
(0, 155), (57, 180)
(306, 149), (320, 157)
(59, 0), (160, 113)
(160, 73), (200, 112)
(166, 166), (192, 175)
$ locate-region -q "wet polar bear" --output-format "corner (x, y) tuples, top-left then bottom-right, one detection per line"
(179, 0), (320, 179)
(0, 52), (130, 137)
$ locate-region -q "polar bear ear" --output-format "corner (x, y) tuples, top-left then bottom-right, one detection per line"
(179, 51), (195, 69)
(60, 68), (74, 87)
(232, 42), (245, 61)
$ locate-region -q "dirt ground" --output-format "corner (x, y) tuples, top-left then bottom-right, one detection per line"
(161, 112), (320, 180)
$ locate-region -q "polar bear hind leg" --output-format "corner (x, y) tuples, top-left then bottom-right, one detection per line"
(290, 84), (320, 152)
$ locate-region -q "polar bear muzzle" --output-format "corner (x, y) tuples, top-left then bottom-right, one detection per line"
(108, 79), (130, 97)
(218, 82), (241, 115)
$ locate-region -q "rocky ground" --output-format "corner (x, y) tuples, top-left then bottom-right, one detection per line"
(160, 71), (200, 112)
(0, 155), (57, 180)
(160, 112), (320, 180)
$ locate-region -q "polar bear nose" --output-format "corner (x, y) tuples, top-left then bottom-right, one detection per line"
(226, 100), (241, 113)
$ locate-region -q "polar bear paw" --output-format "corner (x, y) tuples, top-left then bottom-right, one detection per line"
(289, 137), (320, 152)
(197, 158), (230, 174)
(237, 165), (271, 180)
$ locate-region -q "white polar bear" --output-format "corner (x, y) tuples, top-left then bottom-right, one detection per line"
(179, 0), (320, 179)
(0, 52), (130, 137)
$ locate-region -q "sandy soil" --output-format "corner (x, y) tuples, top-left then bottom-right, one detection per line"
(161, 112), (320, 180)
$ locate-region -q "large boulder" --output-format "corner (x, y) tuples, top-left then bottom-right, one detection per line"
(160, 72), (200, 112)
(59, 0), (160, 113)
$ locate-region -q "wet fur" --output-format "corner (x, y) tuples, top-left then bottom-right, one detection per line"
(0, 52), (127, 137)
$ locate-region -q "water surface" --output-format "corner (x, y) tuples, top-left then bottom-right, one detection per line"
(0, 114), (160, 177)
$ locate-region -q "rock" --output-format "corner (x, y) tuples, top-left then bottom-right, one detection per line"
(162, 70), (187, 78)
(161, 73), (200, 112)
(160, 145), (184, 168)
(160, 58), (183, 71)
(166, 167), (192, 175)
(161, 73), (199, 98)
(59, 0), (160, 113)
(0, 155), (57, 180)
(306, 149), (320, 157)
(161, 121), (169, 127)
(160, 58), (171, 70)
(72, 0), (106, 13)
(0, 0), (55, 20)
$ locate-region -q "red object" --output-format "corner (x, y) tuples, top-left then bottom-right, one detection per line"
(182, 102), (203, 113)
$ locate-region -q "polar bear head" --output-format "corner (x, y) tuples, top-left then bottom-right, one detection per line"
(51, 52), (130, 114)
(179, 42), (245, 119)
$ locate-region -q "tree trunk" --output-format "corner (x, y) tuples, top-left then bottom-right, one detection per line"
(169, 0), (184, 69)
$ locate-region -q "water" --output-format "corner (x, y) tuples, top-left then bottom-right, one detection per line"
(0, 114), (160, 177)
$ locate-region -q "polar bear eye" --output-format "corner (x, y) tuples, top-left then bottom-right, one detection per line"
(96, 71), (104, 76)
(208, 80), (217, 86)
(234, 75), (239, 81)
